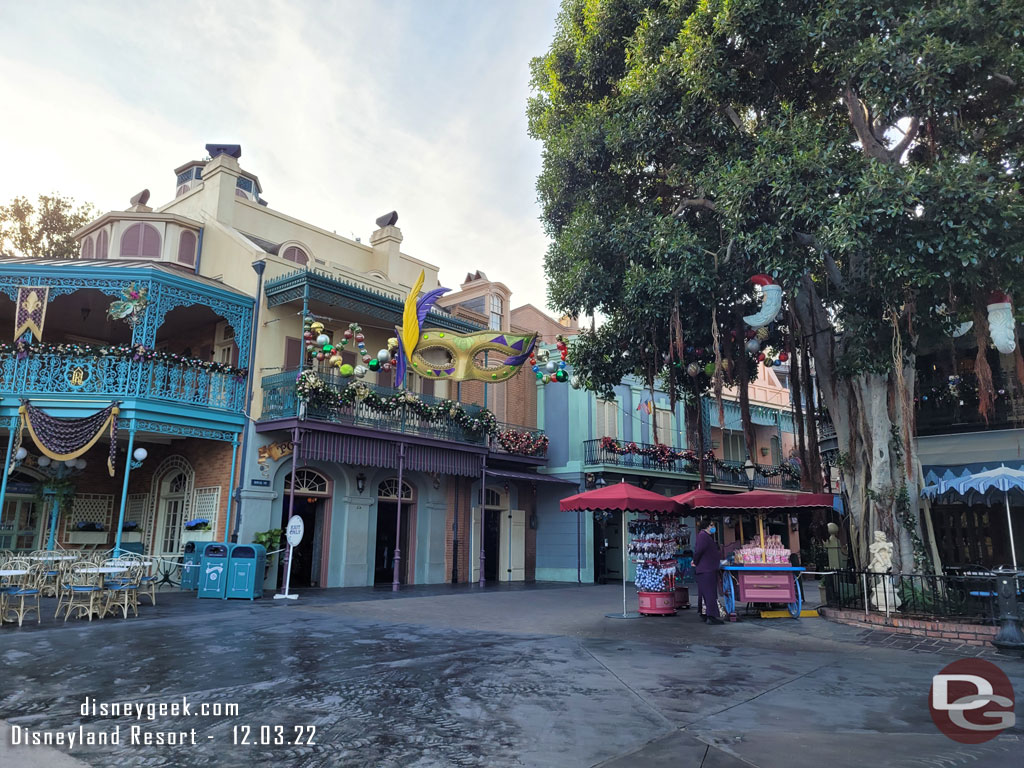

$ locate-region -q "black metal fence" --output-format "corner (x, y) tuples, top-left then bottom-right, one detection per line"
(823, 569), (1024, 624)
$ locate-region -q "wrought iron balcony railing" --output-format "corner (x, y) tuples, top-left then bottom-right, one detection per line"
(916, 370), (1024, 436)
(0, 353), (246, 412)
(582, 438), (800, 490)
(260, 370), (493, 446)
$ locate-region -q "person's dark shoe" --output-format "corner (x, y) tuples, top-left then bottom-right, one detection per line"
(707, 616), (725, 625)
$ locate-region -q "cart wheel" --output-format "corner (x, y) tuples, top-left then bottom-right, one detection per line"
(723, 572), (736, 615)
(788, 575), (803, 618)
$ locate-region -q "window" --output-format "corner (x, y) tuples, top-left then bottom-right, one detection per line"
(378, 479), (413, 500)
(286, 469), (330, 495)
(722, 431), (746, 462)
(120, 223), (161, 259)
(81, 237), (94, 259)
(489, 294), (503, 330)
(595, 398), (618, 439)
(770, 435), (781, 465)
(177, 231), (197, 266)
(282, 246), (309, 265)
(485, 488), (503, 508)
(96, 229), (108, 259)
(653, 407), (673, 443)
(284, 337), (302, 371)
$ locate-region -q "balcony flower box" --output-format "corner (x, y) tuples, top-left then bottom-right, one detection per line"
(119, 531), (143, 543)
(67, 531), (110, 545)
(181, 529), (215, 548)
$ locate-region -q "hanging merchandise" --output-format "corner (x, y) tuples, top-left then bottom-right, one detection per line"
(743, 275), (783, 328)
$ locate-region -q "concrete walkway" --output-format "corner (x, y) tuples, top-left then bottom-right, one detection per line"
(1, 583), (1021, 767)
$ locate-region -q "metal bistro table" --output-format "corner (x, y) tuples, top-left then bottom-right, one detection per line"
(722, 565), (805, 619)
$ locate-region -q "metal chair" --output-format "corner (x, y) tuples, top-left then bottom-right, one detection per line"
(64, 566), (104, 621)
(105, 563), (143, 619)
(3, 562), (45, 626)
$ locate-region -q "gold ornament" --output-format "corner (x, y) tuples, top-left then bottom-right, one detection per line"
(756, 327), (769, 341)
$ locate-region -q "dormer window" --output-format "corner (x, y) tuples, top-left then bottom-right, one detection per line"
(177, 231), (197, 266)
(235, 176), (258, 201)
(282, 246), (309, 265)
(489, 294), (503, 330)
(121, 223), (161, 259)
(81, 237), (94, 259)
(96, 230), (108, 259)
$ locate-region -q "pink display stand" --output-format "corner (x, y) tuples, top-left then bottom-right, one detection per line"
(638, 591), (677, 615)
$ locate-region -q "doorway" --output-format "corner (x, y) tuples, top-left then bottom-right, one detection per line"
(0, 497), (40, 552)
(483, 509), (501, 582)
(280, 496), (323, 588)
(375, 478), (414, 585)
(593, 512), (623, 583)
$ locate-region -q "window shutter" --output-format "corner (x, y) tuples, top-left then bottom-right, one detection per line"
(284, 337), (301, 371)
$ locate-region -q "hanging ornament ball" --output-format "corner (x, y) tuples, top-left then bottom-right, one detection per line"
(559, 360), (567, 368)
(304, 316), (315, 326)
(387, 336), (399, 352)
(685, 345), (695, 355)
(922, 395), (928, 401)
(354, 333), (365, 343)
(368, 358), (381, 372)
(310, 321), (324, 334)
(721, 359), (731, 371)
(375, 348), (390, 364)
(316, 352), (325, 361)
(361, 355), (371, 364)
(773, 359), (782, 367)
(316, 333), (331, 346)
(382, 362), (392, 371)
(536, 372), (543, 380)
(328, 354), (342, 367)
(764, 358), (774, 368)
(998, 388), (1006, 395)
(554, 369), (568, 382)
(756, 327), (769, 341)
(322, 344), (334, 353)
(545, 361), (558, 374)
(758, 352), (766, 361)
(305, 344), (314, 352)
(532, 365), (539, 373)
(778, 351), (789, 362)
(542, 374), (551, 384)
(353, 364), (368, 379)
(745, 338), (761, 354)
(703, 362), (716, 377)
(343, 329), (354, 339)
(687, 363), (700, 377)
(335, 363), (352, 377)
(695, 348), (704, 356)
(303, 331), (313, 341)
(536, 349), (550, 363)
(570, 375), (581, 389)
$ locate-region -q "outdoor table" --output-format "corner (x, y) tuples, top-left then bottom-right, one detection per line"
(28, 554), (78, 561)
(78, 567), (128, 575)
(105, 560), (153, 567)
(0, 569), (29, 576)
(722, 565), (805, 618)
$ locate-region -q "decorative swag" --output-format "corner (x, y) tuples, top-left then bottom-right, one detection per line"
(18, 400), (120, 476)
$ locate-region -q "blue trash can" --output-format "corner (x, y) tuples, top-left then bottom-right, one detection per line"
(180, 541), (204, 591)
(197, 543), (232, 599)
(226, 544), (266, 600)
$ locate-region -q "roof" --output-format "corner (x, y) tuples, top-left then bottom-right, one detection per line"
(0, 257), (252, 298)
(241, 232), (281, 255)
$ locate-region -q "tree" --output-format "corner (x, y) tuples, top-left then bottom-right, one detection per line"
(0, 194), (96, 260)
(530, 0), (1024, 572)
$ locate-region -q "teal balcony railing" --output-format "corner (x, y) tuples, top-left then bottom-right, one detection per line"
(260, 370), (490, 445)
(0, 353), (246, 411)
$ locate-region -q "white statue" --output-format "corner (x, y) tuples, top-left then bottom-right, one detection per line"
(987, 291), (1016, 355)
(868, 531), (901, 610)
(825, 522), (843, 571)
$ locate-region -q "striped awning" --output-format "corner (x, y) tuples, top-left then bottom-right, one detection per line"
(299, 431), (483, 477)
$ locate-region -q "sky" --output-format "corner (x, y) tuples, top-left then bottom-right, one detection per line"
(0, 0), (562, 311)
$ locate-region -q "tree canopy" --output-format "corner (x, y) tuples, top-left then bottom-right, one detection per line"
(530, 0), (1024, 571)
(0, 194), (96, 260)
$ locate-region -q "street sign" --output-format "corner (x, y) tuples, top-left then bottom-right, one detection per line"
(250, 479), (270, 487)
(286, 515), (304, 547)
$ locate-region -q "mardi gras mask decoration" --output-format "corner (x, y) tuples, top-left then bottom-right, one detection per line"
(395, 271), (537, 383)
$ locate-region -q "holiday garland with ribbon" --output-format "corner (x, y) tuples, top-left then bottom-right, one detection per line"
(0, 341), (247, 378)
(495, 429), (549, 457)
(599, 436), (800, 479)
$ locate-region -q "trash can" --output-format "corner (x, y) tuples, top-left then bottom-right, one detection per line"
(197, 543), (232, 599)
(181, 541), (204, 591)
(226, 544), (266, 600)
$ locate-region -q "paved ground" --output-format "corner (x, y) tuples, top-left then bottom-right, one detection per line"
(1, 582), (1021, 767)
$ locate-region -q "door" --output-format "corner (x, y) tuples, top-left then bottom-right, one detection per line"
(499, 509), (526, 581)
(156, 472), (189, 557)
(471, 507), (481, 582)
(375, 501), (409, 584)
(484, 510), (501, 582)
(603, 512), (624, 582)
(0, 497), (40, 551)
(281, 497), (320, 588)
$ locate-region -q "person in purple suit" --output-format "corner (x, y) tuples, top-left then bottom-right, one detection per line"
(692, 518), (724, 624)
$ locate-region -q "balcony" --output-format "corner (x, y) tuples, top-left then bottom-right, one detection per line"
(0, 352), (246, 412)
(490, 423), (548, 461)
(917, 370), (1024, 436)
(582, 439), (800, 490)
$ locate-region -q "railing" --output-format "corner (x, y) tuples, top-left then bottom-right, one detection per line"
(490, 423), (548, 459)
(260, 370), (490, 445)
(916, 370), (1024, 435)
(0, 353), (246, 411)
(823, 569), (1024, 624)
(582, 439), (799, 489)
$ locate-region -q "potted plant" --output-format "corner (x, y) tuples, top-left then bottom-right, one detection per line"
(68, 520), (109, 545)
(181, 518), (215, 546)
(120, 520), (142, 543)
(253, 528), (283, 584)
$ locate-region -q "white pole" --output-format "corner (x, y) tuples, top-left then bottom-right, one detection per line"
(622, 511), (628, 616)
(1006, 492), (1018, 571)
(274, 542), (298, 600)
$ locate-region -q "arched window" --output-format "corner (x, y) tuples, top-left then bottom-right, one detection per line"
(282, 246), (309, 265)
(285, 469), (330, 496)
(96, 229), (109, 259)
(377, 479), (413, 500)
(177, 231), (197, 266)
(120, 223), (161, 259)
(81, 237), (94, 259)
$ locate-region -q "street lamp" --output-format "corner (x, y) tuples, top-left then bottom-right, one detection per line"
(743, 457), (757, 491)
(596, 475), (608, 488)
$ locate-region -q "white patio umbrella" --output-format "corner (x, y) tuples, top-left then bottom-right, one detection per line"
(921, 464), (1024, 571)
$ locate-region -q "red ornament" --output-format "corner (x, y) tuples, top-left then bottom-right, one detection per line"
(303, 331), (313, 340)
(758, 353), (766, 361)
(778, 351), (789, 362)
(355, 333), (365, 343)
(343, 329), (354, 339)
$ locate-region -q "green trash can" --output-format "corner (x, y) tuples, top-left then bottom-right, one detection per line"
(180, 541), (204, 591)
(226, 544), (266, 600)
(197, 543), (232, 599)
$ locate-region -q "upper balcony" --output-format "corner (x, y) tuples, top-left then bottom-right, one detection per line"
(916, 369), (1024, 436)
(582, 438), (801, 490)
(259, 370), (547, 459)
(0, 258), (253, 431)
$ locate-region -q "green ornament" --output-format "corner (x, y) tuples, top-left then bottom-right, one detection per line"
(536, 372), (543, 380)
(704, 362), (715, 376)
(323, 344), (334, 353)
(554, 370), (568, 382)
(339, 363), (354, 377)
(368, 359), (381, 371)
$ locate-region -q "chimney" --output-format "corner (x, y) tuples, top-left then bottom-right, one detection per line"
(200, 144), (243, 226)
(369, 211), (402, 279)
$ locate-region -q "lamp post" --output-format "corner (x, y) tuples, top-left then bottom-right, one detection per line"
(113, 444), (148, 556)
(743, 457), (757, 491)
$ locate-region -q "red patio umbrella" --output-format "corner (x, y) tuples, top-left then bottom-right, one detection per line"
(674, 489), (834, 511)
(561, 481), (680, 618)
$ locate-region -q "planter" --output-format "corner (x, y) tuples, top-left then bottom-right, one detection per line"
(674, 585), (690, 609)
(638, 591), (677, 616)
(181, 529), (214, 548)
(67, 531), (110, 545)
(120, 531), (143, 543)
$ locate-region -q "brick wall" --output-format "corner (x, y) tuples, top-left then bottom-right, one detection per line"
(821, 607), (998, 646)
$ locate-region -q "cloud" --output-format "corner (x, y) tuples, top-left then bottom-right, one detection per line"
(0, 0), (559, 311)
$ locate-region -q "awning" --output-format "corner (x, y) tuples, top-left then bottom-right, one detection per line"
(675, 489), (835, 511)
(485, 468), (576, 485)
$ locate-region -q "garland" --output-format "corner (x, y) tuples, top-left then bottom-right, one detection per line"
(495, 429), (549, 457)
(297, 370), (500, 436)
(599, 436), (800, 479)
(0, 341), (248, 378)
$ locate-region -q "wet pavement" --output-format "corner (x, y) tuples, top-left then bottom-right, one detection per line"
(1, 583), (1022, 767)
